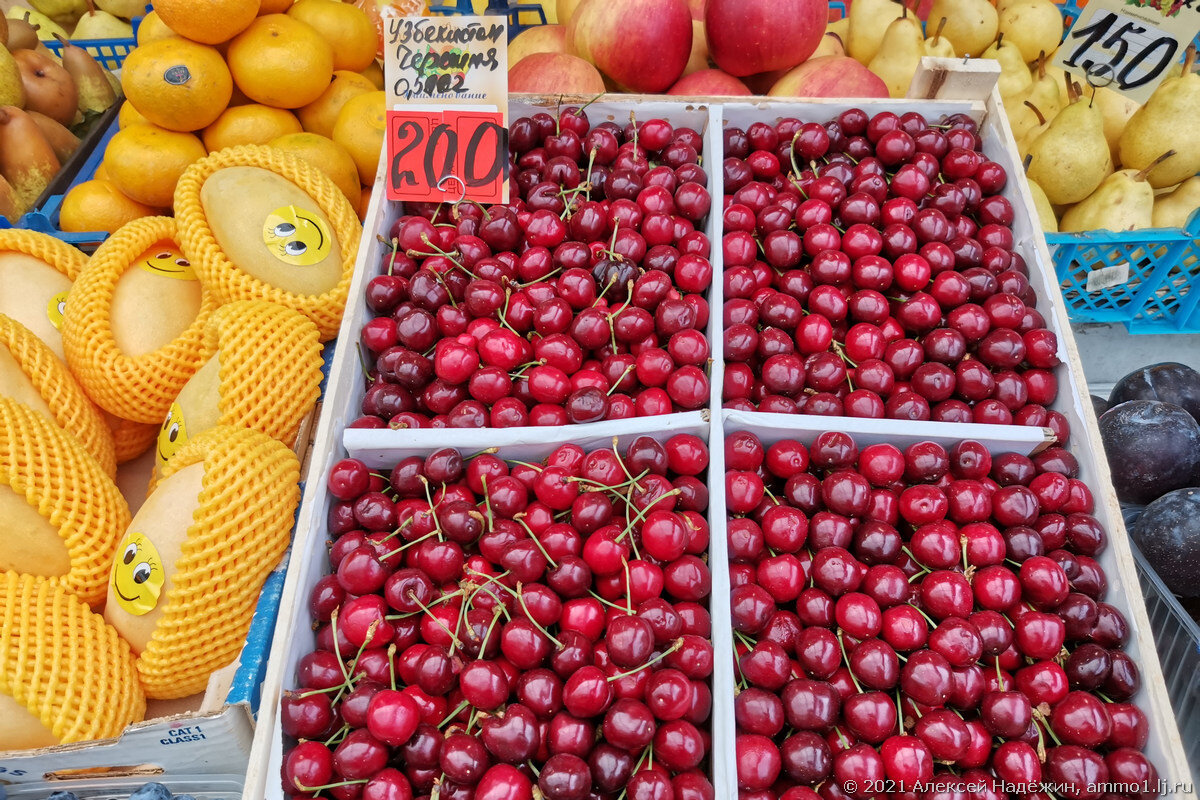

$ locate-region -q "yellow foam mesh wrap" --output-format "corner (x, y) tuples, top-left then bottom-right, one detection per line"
(208, 300), (323, 447)
(173, 145), (361, 341)
(0, 398), (130, 607)
(109, 417), (160, 465)
(0, 572), (145, 745)
(136, 425), (299, 699)
(0, 314), (117, 477)
(61, 217), (219, 425)
(0, 229), (88, 281)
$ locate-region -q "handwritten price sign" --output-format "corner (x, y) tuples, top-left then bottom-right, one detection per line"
(1053, 0), (1200, 103)
(382, 15), (510, 204)
(386, 108), (508, 203)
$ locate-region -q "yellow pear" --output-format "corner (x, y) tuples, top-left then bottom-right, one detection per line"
(868, 10), (926, 98)
(982, 34), (1032, 100)
(827, 15), (850, 43)
(0, 46), (24, 109)
(812, 31), (846, 59)
(6, 7), (68, 41)
(929, 0), (998, 57)
(71, 6), (133, 39)
(1016, 101), (1052, 158)
(923, 18), (956, 59)
(1060, 151), (1174, 232)
(847, 0), (907, 65)
(1089, 86), (1139, 166)
(1003, 95), (1041, 145)
(1152, 176), (1200, 228)
(1118, 45), (1200, 188)
(28, 0), (86, 29)
(997, 0), (1064, 63)
(1026, 81), (1114, 205)
(1023, 53), (1063, 120)
(1026, 177), (1059, 233)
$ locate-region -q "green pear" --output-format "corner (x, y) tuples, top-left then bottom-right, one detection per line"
(847, 0), (907, 65)
(1003, 94), (1040, 145)
(868, 10), (926, 98)
(71, 6), (133, 39)
(997, 0), (1064, 63)
(1060, 151), (1174, 232)
(1152, 176), (1200, 228)
(982, 34), (1032, 99)
(6, 7), (68, 41)
(1027, 82), (1114, 205)
(1027, 177), (1059, 233)
(929, 0), (998, 57)
(0, 47), (25, 110)
(94, 0), (147, 19)
(923, 17), (956, 59)
(1119, 46), (1200, 188)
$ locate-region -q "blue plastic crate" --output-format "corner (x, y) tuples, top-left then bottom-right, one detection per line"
(1048, 216), (1200, 334)
(42, 35), (135, 70)
(427, 0), (547, 39)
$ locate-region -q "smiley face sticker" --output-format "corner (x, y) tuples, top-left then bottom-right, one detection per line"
(110, 530), (165, 615)
(46, 289), (69, 330)
(263, 206), (332, 267)
(138, 242), (196, 281)
(156, 401), (189, 467)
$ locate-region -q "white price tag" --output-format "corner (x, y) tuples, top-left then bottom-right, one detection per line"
(1052, 0), (1200, 103)
(1086, 262), (1131, 292)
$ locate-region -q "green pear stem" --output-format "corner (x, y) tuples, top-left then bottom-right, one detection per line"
(995, 32), (1004, 48)
(1185, 44), (1197, 75)
(1036, 51), (1047, 79)
(1135, 150), (1177, 182)
(1022, 153), (1033, 174)
(828, 31), (844, 49)
(1023, 100), (1046, 126)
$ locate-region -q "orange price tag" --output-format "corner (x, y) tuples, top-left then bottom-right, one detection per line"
(386, 108), (507, 204)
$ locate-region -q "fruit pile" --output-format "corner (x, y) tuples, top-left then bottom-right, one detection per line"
(280, 436), (716, 799)
(0, 11), (120, 222)
(355, 108), (714, 429)
(59, 0), (386, 234)
(725, 430), (1158, 799)
(721, 108), (1065, 433)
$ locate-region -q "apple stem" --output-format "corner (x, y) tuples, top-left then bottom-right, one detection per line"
(1135, 150), (1176, 182)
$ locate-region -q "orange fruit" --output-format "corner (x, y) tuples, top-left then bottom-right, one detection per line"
(354, 0), (426, 59)
(121, 38), (233, 132)
(269, 131), (361, 204)
(93, 161), (110, 181)
(296, 70), (375, 138)
(226, 14), (334, 109)
(332, 89), (385, 184)
(361, 60), (384, 89)
(135, 11), (177, 46)
(260, 0), (295, 11)
(358, 184), (372, 221)
(104, 124), (207, 208)
(153, 0), (261, 45)
(287, 0), (377, 72)
(59, 180), (159, 233)
(202, 104), (302, 152)
(117, 99), (148, 129)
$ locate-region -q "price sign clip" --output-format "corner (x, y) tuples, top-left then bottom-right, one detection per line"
(1052, 0), (1200, 103)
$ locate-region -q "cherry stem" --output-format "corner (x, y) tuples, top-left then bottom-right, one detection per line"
(733, 629), (757, 649)
(606, 363), (636, 396)
(477, 604), (506, 655)
(407, 592), (463, 650)
(439, 698), (471, 728)
(911, 603), (939, 628)
(296, 777), (369, 793)
(618, 488), (682, 542)
(387, 644), (397, 691)
(835, 631), (864, 693)
(515, 516), (560, 568)
(622, 559), (635, 615)
(322, 722), (350, 747)
(517, 582), (564, 648)
(896, 688), (905, 734)
(607, 639), (684, 682)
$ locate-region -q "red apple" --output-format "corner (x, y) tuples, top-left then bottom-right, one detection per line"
(509, 24), (568, 67)
(568, 0), (692, 93)
(705, 0), (825, 77)
(767, 55), (889, 98)
(668, 69), (751, 96)
(509, 52), (607, 95)
(687, 0), (706, 20)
